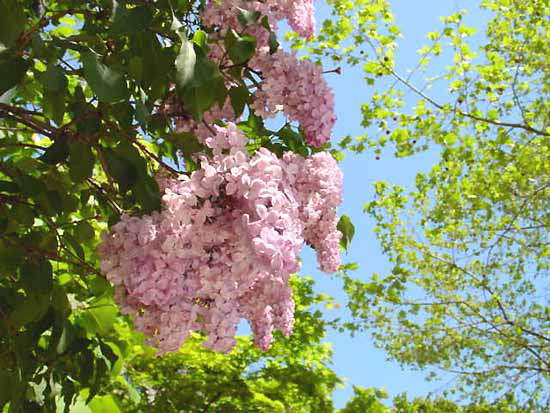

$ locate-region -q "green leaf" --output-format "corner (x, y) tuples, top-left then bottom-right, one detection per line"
(110, 6), (153, 36)
(69, 141), (95, 183)
(0, 0), (25, 52)
(38, 134), (69, 165)
(237, 8), (261, 26)
(229, 85), (249, 118)
(74, 221), (95, 243)
(64, 232), (85, 260)
(0, 56), (30, 95)
(0, 370), (13, 406)
(337, 215), (355, 250)
(225, 30), (256, 65)
(41, 65), (68, 92)
(132, 174), (161, 213)
(43, 89), (66, 125)
(192, 30), (207, 49)
(179, 49), (227, 120)
(166, 131), (206, 157)
(268, 32), (279, 54)
(80, 297), (117, 335)
(55, 322), (75, 355)
(0, 180), (19, 193)
(10, 293), (50, 327)
(81, 52), (128, 103)
(127, 56), (143, 82)
(89, 394), (121, 413)
(101, 147), (138, 193)
(51, 285), (71, 316)
(19, 257), (53, 294)
(175, 38), (196, 90)
(135, 101), (149, 129)
(12, 204), (35, 226)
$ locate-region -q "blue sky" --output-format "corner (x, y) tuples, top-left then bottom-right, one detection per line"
(297, 0), (491, 407)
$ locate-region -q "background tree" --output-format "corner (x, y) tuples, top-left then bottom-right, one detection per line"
(304, 0), (549, 408)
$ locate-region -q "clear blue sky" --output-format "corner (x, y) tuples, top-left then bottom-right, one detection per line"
(296, 0), (491, 407)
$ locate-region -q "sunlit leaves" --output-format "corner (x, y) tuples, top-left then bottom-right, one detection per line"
(337, 215), (355, 250)
(79, 297), (117, 336)
(174, 38), (196, 90)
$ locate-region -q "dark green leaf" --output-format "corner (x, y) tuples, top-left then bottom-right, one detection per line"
(0, 0), (25, 52)
(69, 141), (95, 183)
(87, 357), (108, 403)
(129, 33), (171, 89)
(12, 204), (35, 227)
(101, 147), (138, 193)
(225, 30), (256, 65)
(74, 221), (95, 243)
(132, 174), (161, 213)
(112, 102), (134, 129)
(19, 257), (53, 294)
(80, 350), (95, 386)
(43, 89), (66, 125)
(41, 65), (67, 92)
(10, 293), (50, 327)
(110, 6), (153, 36)
(0, 56), (30, 95)
(135, 101), (149, 129)
(15, 173), (44, 197)
(268, 32), (279, 54)
(0, 370), (13, 406)
(81, 52), (128, 103)
(51, 285), (71, 316)
(0, 180), (18, 193)
(38, 134), (69, 165)
(237, 8), (261, 26)
(64, 232), (85, 260)
(229, 85), (249, 118)
(166, 132), (206, 157)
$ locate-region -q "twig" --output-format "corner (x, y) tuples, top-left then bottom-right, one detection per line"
(133, 139), (180, 175)
(202, 119), (217, 136)
(388, 68), (549, 136)
(0, 142), (47, 150)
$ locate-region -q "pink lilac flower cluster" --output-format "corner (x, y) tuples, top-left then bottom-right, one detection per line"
(98, 124), (342, 354)
(199, 0), (334, 147)
(250, 49), (336, 147)
(201, 0), (316, 41)
(158, 1), (333, 148)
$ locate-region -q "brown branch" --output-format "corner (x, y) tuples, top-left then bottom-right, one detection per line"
(86, 178), (122, 214)
(387, 69), (549, 136)
(0, 103), (55, 137)
(0, 142), (47, 151)
(133, 139), (180, 175)
(202, 119), (217, 136)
